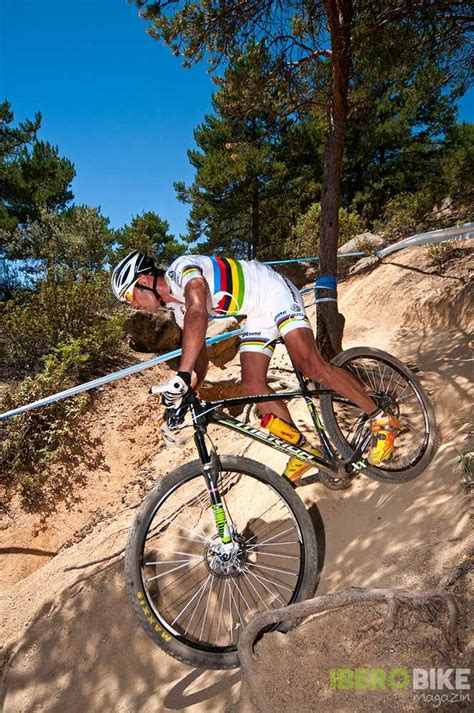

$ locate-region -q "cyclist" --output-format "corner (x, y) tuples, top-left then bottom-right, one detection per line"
(111, 251), (400, 477)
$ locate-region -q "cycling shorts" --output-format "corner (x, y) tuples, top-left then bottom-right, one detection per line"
(239, 276), (312, 358)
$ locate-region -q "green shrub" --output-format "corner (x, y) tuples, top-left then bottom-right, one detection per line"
(1, 270), (126, 376)
(0, 269), (128, 511)
(286, 203), (366, 258)
(372, 190), (433, 240)
(0, 339), (91, 507)
(354, 235), (377, 256)
(427, 240), (464, 270)
(456, 419), (473, 519)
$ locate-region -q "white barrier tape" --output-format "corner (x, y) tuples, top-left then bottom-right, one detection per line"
(263, 253), (365, 265)
(0, 328), (244, 421)
(376, 222), (473, 258)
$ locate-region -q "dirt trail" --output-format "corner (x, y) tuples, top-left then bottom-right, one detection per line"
(0, 245), (472, 712)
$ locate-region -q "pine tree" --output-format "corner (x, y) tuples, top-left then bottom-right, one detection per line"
(0, 102), (75, 242)
(175, 44), (294, 259)
(115, 211), (185, 265)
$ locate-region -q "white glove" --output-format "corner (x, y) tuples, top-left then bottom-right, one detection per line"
(151, 373), (190, 408)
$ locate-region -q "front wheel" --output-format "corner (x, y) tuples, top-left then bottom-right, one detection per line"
(125, 455), (320, 669)
(320, 347), (437, 483)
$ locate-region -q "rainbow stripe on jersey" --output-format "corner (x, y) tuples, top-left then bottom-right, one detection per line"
(210, 257), (246, 314)
(182, 265), (203, 281)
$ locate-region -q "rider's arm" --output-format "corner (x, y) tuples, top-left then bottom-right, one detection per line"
(193, 345), (209, 390)
(179, 278), (208, 376)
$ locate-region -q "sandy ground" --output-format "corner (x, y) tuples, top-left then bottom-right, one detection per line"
(0, 244), (472, 712)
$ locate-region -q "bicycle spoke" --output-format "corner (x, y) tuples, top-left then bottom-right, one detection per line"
(145, 553), (202, 565)
(241, 568), (276, 610)
(246, 524), (296, 546)
(402, 418), (426, 438)
(246, 541), (299, 549)
(164, 570), (209, 611)
(242, 566), (290, 602)
(171, 572), (213, 627)
(156, 559), (205, 597)
(226, 580), (234, 643)
(216, 577), (226, 644)
(245, 559), (298, 579)
(246, 550), (300, 561)
(228, 580), (245, 629)
(146, 560), (195, 582)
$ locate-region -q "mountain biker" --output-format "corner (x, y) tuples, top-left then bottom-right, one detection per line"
(111, 251), (400, 478)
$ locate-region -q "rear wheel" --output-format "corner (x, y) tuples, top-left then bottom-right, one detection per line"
(125, 455), (320, 669)
(320, 347), (437, 483)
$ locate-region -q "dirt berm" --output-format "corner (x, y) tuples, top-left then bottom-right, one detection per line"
(1, 244), (472, 712)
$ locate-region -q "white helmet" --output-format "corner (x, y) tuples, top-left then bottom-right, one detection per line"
(111, 250), (157, 302)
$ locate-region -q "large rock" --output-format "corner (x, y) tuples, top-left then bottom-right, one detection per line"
(124, 309), (181, 353)
(206, 316), (242, 367)
(274, 261), (318, 289)
(338, 231), (385, 255)
(348, 254), (380, 276)
(125, 309), (242, 368)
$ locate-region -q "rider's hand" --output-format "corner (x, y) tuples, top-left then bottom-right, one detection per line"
(159, 372), (191, 408)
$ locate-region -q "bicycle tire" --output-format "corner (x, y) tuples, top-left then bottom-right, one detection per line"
(320, 347), (437, 483)
(125, 455), (320, 669)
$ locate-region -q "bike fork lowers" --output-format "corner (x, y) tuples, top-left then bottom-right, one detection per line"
(193, 428), (233, 547)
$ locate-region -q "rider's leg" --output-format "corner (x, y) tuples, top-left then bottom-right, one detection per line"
(240, 351), (295, 423)
(240, 350), (320, 481)
(283, 327), (378, 414)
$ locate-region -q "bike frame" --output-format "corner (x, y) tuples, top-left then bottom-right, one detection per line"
(170, 363), (372, 546)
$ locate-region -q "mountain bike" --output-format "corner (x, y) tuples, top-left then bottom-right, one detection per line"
(125, 344), (437, 669)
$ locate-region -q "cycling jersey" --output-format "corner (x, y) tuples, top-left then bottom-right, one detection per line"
(165, 255), (311, 357)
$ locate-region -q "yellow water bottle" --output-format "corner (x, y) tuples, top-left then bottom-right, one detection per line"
(260, 414), (305, 445)
(260, 413), (320, 481)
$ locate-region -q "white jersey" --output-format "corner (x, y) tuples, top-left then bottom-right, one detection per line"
(164, 255), (312, 356)
(165, 256), (285, 327)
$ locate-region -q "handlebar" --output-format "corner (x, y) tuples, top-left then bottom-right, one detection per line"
(149, 386), (200, 428)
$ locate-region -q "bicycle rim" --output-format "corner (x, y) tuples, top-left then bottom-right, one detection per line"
(138, 467), (308, 654)
(321, 351), (434, 475)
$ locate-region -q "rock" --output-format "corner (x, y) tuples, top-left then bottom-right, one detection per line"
(348, 255), (380, 275)
(273, 261), (318, 289)
(431, 196), (455, 220)
(125, 308), (241, 368)
(124, 309), (181, 353)
(338, 232), (385, 255)
(206, 316), (242, 367)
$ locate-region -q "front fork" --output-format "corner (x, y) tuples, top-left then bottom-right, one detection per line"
(194, 428), (234, 547)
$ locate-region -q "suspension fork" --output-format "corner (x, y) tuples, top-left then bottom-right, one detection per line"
(193, 427), (233, 546)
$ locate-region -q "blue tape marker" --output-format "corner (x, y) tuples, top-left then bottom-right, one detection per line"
(315, 276), (337, 290)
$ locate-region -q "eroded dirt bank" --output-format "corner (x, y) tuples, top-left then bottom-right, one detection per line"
(1, 245), (472, 712)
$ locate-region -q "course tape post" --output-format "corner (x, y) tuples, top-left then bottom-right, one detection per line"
(1, 222), (472, 421)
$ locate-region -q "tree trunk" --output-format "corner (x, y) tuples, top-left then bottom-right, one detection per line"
(317, 0), (353, 360)
(251, 181), (259, 260)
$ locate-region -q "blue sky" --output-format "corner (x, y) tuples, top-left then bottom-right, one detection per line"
(1, 0), (473, 240)
(0, 0), (216, 238)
